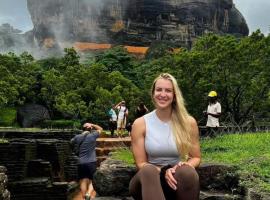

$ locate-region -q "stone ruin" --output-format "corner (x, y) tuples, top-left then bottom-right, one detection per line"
(0, 166), (10, 200)
(0, 130), (78, 200)
(0, 130), (269, 200)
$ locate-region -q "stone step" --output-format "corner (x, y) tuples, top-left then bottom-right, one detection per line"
(200, 190), (242, 200)
(96, 147), (118, 157)
(96, 137), (131, 148)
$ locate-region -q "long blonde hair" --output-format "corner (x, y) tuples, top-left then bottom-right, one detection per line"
(151, 73), (192, 160)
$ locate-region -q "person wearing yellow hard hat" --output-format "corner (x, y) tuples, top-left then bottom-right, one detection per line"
(203, 91), (221, 136)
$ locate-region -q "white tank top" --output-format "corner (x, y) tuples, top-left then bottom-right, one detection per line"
(144, 110), (180, 166)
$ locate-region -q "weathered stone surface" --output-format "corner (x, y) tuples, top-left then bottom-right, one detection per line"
(16, 104), (50, 128)
(93, 159), (245, 199)
(93, 158), (136, 197)
(0, 129), (78, 140)
(197, 163), (241, 191)
(245, 188), (270, 200)
(26, 0), (248, 48)
(0, 166), (10, 200)
(8, 178), (73, 200)
(200, 190), (242, 200)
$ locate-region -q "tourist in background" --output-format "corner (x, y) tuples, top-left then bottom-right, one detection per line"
(108, 105), (117, 137)
(70, 122), (103, 200)
(114, 100), (128, 137)
(204, 91), (221, 136)
(127, 102), (149, 136)
(135, 102), (149, 118)
(129, 73), (201, 200)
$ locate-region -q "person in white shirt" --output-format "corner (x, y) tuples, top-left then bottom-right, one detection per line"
(204, 91), (221, 136)
(114, 100), (128, 137)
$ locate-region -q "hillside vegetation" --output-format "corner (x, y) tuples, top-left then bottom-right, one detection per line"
(0, 31), (269, 128)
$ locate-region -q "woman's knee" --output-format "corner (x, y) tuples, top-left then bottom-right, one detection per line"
(174, 165), (199, 189)
(129, 165), (159, 200)
(139, 164), (160, 180)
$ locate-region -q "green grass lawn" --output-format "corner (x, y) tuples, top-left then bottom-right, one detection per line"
(111, 132), (270, 192)
(201, 132), (270, 192)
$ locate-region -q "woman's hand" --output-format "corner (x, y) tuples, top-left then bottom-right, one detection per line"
(177, 161), (195, 169)
(165, 167), (177, 190)
(165, 162), (195, 190)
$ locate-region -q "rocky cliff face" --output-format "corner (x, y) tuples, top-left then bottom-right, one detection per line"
(27, 0), (248, 47)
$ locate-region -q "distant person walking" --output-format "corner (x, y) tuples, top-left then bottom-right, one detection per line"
(114, 100), (128, 137)
(204, 91), (221, 136)
(108, 106), (117, 137)
(70, 122), (103, 200)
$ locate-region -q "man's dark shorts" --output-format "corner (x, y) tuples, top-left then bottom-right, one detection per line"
(78, 162), (97, 180)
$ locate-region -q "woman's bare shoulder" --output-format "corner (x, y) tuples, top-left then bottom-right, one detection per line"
(187, 115), (199, 137)
(187, 115), (197, 126)
(133, 116), (145, 126)
(131, 117), (146, 137)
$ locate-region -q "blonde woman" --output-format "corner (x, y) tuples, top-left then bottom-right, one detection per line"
(129, 73), (201, 200)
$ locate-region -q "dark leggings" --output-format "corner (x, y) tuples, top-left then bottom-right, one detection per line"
(129, 164), (199, 200)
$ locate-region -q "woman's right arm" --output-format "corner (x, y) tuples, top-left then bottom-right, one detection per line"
(131, 117), (149, 169)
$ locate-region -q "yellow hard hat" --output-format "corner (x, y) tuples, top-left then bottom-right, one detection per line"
(208, 91), (217, 97)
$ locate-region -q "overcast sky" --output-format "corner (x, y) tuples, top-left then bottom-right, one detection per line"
(0, 0), (269, 35)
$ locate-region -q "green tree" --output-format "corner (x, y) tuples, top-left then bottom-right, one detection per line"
(55, 91), (88, 119)
(95, 46), (137, 82)
(0, 65), (19, 106)
(62, 47), (80, 67)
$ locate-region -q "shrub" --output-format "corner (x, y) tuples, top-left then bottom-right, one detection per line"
(41, 119), (81, 129)
(0, 107), (17, 127)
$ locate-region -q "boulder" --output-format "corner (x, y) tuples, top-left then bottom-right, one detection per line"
(16, 104), (50, 128)
(197, 163), (241, 191)
(93, 158), (136, 197)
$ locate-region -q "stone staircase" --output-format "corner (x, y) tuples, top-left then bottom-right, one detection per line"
(96, 137), (131, 166)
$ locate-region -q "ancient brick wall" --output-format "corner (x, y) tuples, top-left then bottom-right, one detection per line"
(0, 131), (79, 200)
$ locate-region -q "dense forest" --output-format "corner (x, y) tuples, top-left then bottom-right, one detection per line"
(0, 31), (269, 128)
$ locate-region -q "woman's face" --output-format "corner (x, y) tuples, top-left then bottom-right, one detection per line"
(153, 78), (174, 109)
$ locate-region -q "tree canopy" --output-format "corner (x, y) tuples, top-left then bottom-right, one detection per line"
(0, 31), (269, 127)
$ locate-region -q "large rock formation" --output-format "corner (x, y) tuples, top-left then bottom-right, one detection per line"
(26, 0), (248, 48)
(16, 104), (50, 128)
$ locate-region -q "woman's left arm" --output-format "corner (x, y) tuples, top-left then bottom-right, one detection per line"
(186, 117), (201, 168)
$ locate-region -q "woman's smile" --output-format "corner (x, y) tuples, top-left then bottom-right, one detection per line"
(154, 79), (174, 109)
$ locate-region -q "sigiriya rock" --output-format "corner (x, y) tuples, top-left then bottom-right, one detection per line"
(26, 0), (249, 48)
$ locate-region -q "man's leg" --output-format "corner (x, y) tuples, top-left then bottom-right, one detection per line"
(87, 180), (96, 199)
(109, 121), (113, 137)
(80, 178), (90, 199)
(116, 119), (121, 137)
